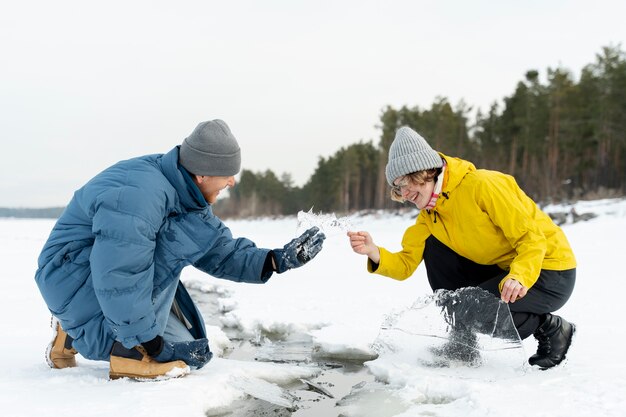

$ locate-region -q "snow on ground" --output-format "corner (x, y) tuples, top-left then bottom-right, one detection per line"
(0, 198), (625, 416)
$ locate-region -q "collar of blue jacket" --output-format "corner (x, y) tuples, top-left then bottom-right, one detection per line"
(161, 146), (208, 211)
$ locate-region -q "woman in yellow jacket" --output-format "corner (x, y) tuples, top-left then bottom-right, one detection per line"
(348, 126), (576, 369)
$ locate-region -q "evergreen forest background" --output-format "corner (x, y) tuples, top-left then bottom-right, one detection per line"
(216, 45), (626, 218)
(2, 45), (625, 219)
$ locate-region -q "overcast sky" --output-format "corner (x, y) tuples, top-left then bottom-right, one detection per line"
(2, 0), (625, 207)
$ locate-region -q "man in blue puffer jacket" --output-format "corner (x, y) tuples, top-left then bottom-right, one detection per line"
(35, 119), (326, 380)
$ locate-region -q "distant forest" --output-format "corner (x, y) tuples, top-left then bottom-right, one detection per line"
(216, 45), (626, 218)
(4, 45), (624, 220)
(0, 207), (65, 219)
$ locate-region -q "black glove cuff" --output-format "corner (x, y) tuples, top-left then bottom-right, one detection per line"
(260, 251), (275, 281)
(271, 248), (288, 274)
(141, 335), (164, 357)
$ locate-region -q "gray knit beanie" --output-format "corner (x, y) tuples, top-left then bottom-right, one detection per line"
(179, 120), (241, 176)
(385, 126), (443, 185)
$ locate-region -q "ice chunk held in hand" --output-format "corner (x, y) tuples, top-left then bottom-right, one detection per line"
(296, 209), (354, 237)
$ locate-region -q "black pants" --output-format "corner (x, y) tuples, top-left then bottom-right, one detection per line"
(423, 235), (576, 339)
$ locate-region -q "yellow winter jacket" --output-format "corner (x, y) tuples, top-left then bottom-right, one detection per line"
(371, 154), (576, 290)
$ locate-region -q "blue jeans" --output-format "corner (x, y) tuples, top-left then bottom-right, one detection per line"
(154, 280), (194, 343)
(164, 311), (195, 342)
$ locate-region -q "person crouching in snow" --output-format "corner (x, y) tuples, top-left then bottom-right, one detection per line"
(347, 126), (576, 369)
(35, 119), (326, 380)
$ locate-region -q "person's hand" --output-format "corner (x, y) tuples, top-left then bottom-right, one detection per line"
(500, 276), (528, 303)
(272, 227), (326, 273)
(347, 231), (380, 264)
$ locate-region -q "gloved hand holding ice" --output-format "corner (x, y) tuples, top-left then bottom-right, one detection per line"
(273, 226), (326, 273)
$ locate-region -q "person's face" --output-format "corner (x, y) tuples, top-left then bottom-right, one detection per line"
(192, 175), (236, 204)
(392, 176), (435, 209)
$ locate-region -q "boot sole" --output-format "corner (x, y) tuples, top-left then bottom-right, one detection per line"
(46, 316), (77, 369)
(109, 365), (190, 381)
(45, 316), (60, 369)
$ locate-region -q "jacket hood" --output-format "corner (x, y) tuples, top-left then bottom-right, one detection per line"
(440, 153), (476, 197)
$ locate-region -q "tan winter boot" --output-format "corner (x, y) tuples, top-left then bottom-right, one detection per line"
(46, 317), (78, 369)
(109, 342), (190, 380)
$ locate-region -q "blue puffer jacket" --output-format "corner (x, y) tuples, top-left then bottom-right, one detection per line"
(35, 147), (270, 360)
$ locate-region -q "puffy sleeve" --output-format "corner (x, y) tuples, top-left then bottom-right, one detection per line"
(168, 210), (271, 284)
(194, 217), (270, 283)
(89, 187), (164, 348)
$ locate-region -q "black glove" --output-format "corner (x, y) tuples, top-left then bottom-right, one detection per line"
(272, 226), (326, 273)
(144, 335), (213, 369)
(141, 335), (164, 356)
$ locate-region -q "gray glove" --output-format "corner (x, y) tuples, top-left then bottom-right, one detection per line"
(272, 227), (326, 273)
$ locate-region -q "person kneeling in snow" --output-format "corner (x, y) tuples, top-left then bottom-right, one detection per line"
(348, 126), (576, 370)
(35, 119), (326, 380)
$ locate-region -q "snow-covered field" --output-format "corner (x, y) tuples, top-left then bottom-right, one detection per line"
(1, 199), (625, 417)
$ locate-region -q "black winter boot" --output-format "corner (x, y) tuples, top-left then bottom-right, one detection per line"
(528, 314), (575, 369)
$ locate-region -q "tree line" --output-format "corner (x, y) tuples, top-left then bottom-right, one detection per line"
(0, 207), (65, 219)
(217, 45), (626, 218)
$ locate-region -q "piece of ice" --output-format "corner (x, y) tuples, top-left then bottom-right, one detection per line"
(228, 374), (297, 409)
(296, 209), (354, 237)
(300, 378), (335, 398)
(336, 381), (410, 417)
(372, 287), (527, 379)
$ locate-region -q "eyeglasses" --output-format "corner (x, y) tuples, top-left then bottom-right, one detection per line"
(391, 176), (411, 197)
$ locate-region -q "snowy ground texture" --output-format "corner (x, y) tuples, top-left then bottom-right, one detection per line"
(1, 198), (625, 417)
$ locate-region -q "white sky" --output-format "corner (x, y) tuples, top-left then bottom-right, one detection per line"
(1, 0), (625, 207)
